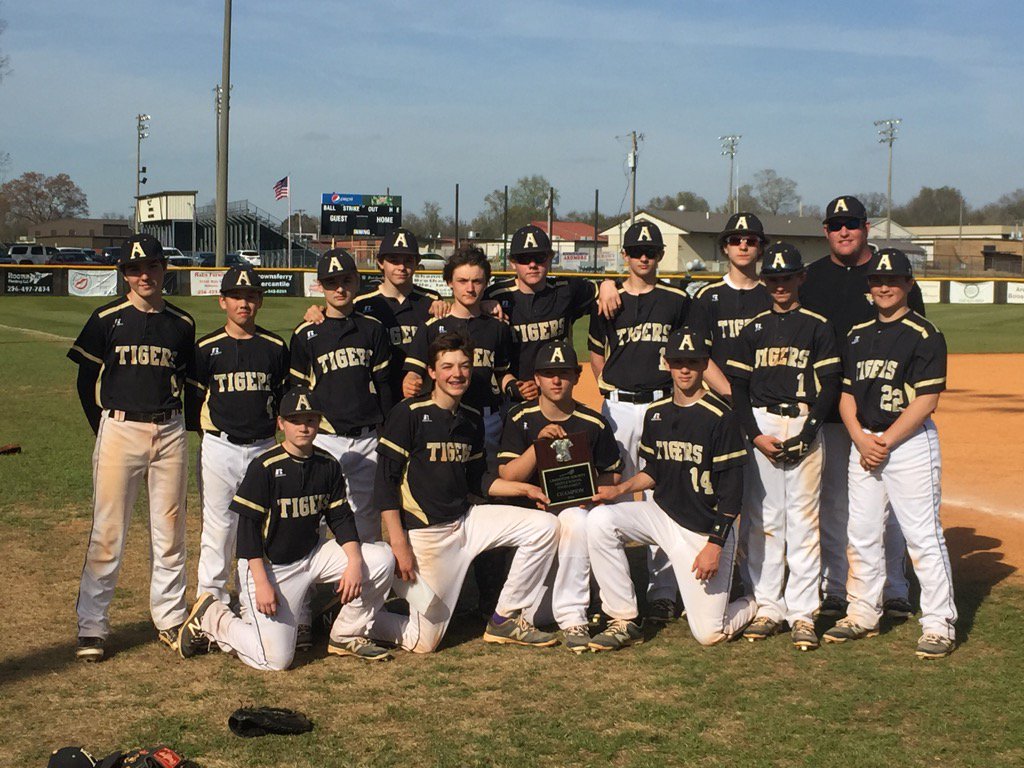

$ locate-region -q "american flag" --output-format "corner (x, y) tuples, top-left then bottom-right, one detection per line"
(273, 176), (289, 200)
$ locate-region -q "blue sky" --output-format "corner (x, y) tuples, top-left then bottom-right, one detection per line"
(1, 1), (1021, 222)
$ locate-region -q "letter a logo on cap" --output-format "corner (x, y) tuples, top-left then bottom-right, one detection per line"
(130, 242), (147, 261)
(394, 232), (408, 249)
(679, 334), (694, 351)
(638, 226), (652, 242)
(834, 198), (849, 213)
(236, 270), (251, 286)
(772, 253), (787, 270)
(296, 394), (311, 411)
(877, 253), (892, 272)
(550, 346), (565, 363)
(524, 232), (538, 250)
(735, 216), (749, 230)
(328, 256), (342, 274)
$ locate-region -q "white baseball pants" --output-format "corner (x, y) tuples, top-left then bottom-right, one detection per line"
(196, 432), (277, 602)
(819, 423), (909, 602)
(525, 506), (592, 629)
(201, 540), (394, 672)
(741, 409), (822, 625)
(588, 500), (756, 645)
(77, 413), (189, 638)
(602, 396), (676, 603)
(314, 429), (380, 542)
(845, 420), (956, 639)
(371, 504), (558, 653)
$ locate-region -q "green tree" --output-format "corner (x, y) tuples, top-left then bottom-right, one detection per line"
(644, 191), (710, 212)
(473, 175), (559, 238)
(892, 186), (967, 226)
(563, 209), (618, 232)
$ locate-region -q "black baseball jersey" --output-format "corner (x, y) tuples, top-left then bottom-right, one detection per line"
(588, 283), (691, 394)
(232, 444), (358, 565)
(187, 326), (289, 441)
(375, 395), (488, 530)
(355, 285), (441, 402)
(485, 276), (597, 379)
(403, 314), (513, 411)
(725, 308), (841, 407)
(842, 312), (947, 432)
(690, 277), (772, 372)
(289, 313), (392, 434)
(68, 297), (196, 414)
(498, 401), (623, 489)
(637, 393), (747, 546)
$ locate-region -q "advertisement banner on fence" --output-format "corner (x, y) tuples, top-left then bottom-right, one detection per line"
(303, 272), (323, 298)
(259, 271), (296, 296)
(412, 273), (451, 297)
(5, 270), (55, 295)
(917, 280), (942, 304)
(191, 270), (224, 297)
(949, 280), (994, 304)
(68, 269), (118, 297)
(1006, 282), (1024, 304)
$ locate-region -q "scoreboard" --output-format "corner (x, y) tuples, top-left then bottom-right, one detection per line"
(320, 193), (402, 236)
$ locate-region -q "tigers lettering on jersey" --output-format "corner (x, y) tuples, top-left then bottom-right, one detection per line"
(615, 322), (673, 345)
(855, 359), (899, 380)
(754, 347), (811, 368)
(426, 441), (473, 462)
(114, 345), (176, 367)
(212, 371), (274, 393)
(513, 318), (564, 343)
(317, 346), (372, 373)
(654, 439), (704, 463)
(718, 318), (752, 339)
(278, 493), (330, 519)
(389, 325), (419, 347)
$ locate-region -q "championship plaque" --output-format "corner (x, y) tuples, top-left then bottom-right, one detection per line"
(534, 432), (596, 511)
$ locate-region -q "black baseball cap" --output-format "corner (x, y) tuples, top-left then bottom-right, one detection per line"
(279, 386), (323, 419)
(824, 196), (867, 224)
(378, 229), (419, 258)
(117, 233), (163, 268)
(317, 248), (358, 281)
(622, 221), (664, 252)
(868, 248), (914, 278)
(663, 326), (711, 361)
(760, 242), (805, 276)
(48, 747), (97, 768)
(534, 340), (579, 371)
(718, 212), (766, 245)
(509, 225), (552, 258)
(220, 265), (263, 293)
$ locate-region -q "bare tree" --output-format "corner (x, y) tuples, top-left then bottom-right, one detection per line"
(644, 191), (710, 212)
(753, 169), (799, 215)
(0, 13), (11, 83)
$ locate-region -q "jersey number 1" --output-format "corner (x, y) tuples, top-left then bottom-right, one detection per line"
(690, 467), (713, 495)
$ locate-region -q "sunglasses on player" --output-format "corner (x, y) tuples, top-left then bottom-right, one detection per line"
(512, 254), (549, 265)
(827, 218), (864, 232)
(726, 236), (762, 247)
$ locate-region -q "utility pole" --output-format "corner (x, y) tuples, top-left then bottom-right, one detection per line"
(628, 130), (642, 225)
(135, 113), (150, 233)
(875, 118), (901, 240)
(502, 184), (509, 269)
(719, 135), (741, 214)
(215, 0), (232, 267)
(592, 188), (600, 271)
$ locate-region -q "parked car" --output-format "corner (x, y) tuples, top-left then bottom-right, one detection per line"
(237, 249), (261, 266)
(8, 244), (61, 264)
(47, 250), (97, 266)
(199, 252), (249, 268)
(97, 247), (121, 266)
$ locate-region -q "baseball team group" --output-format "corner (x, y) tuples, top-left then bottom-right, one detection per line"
(65, 194), (957, 672)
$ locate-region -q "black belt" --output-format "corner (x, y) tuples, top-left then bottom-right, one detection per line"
(765, 403), (804, 417)
(109, 408), (181, 424)
(613, 390), (661, 404)
(206, 430), (271, 446)
(339, 425), (376, 439)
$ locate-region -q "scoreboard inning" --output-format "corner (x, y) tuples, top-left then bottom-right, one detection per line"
(320, 193), (402, 236)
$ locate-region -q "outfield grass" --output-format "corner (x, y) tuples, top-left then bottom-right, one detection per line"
(1, 297), (1023, 766)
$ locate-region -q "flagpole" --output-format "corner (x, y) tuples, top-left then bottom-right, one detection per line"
(285, 176), (292, 268)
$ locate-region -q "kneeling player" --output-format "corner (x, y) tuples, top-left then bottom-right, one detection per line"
(587, 327), (756, 650)
(497, 340), (622, 652)
(823, 249), (956, 659)
(178, 387), (394, 671)
(370, 332), (560, 653)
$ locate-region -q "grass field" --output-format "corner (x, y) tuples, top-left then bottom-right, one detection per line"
(1, 297), (1023, 766)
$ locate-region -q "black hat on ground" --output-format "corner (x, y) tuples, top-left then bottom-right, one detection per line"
(622, 221), (664, 252)
(509, 225), (552, 258)
(378, 229), (419, 258)
(663, 326), (711, 361)
(47, 747), (97, 768)
(760, 242), (805, 275)
(867, 248), (914, 278)
(317, 248), (358, 281)
(718, 212), (766, 245)
(534, 340), (579, 371)
(221, 265), (263, 293)
(117, 233), (163, 268)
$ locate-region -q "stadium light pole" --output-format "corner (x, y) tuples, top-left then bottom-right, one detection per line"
(875, 118), (901, 239)
(215, 0), (232, 267)
(720, 135), (741, 214)
(135, 114), (150, 233)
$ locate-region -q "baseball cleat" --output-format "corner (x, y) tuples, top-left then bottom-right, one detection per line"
(814, 596), (848, 618)
(178, 592), (217, 659)
(562, 625), (593, 654)
(588, 618), (643, 652)
(822, 617), (880, 644)
(791, 620), (820, 651)
(76, 636), (105, 663)
(883, 597), (914, 620)
(327, 636), (393, 661)
(296, 624), (313, 652)
(483, 613), (559, 647)
(158, 624), (183, 653)
(743, 616), (782, 642)
(915, 633), (955, 660)
(645, 598), (679, 624)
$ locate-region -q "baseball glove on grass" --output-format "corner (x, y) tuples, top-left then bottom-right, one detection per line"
(228, 707), (314, 738)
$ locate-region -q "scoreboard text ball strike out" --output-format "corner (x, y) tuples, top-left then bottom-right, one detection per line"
(321, 193), (403, 237)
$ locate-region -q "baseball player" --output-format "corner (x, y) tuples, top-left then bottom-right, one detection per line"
(822, 249), (956, 659)
(726, 243), (840, 651)
(67, 233), (196, 661)
(588, 220), (692, 622)
(800, 196), (927, 619)
(485, 224), (620, 396)
(586, 326), (756, 650)
(289, 249), (391, 543)
(186, 266), (289, 611)
(691, 213), (772, 397)
(178, 387), (395, 671)
(369, 332), (560, 653)
(497, 339), (623, 652)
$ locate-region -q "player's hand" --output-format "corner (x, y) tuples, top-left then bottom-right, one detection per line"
(516, 380), (539, 401)
(403, 372), (424, 399)
(481, 299), (505, 322)
(520, 483), (551, 509)
(591, 484), (621, 504)
(336, 561), (363, 605)
(428, 299), (452, 319)
(391, 537), (418, 582)
(596, 279), (622, 319)
(753, 434), (784, 461)
(692, 541), (723, 581)
(303, 304), (327, 325)
(255, 582), (278, 617)
(854, 433), (888, 467)
(537, 423), (567, 441)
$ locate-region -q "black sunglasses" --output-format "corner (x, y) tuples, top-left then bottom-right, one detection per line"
(726, 235), (762, 247)
(512, 254), (549, 265)
(827, 218), (864, 232)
